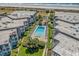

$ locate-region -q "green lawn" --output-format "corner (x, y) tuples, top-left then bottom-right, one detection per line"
(18, 45), (43, 56)
(47, 12), (54, 49)
(47, 22), (54, 49)
(11, 48), (18, 56)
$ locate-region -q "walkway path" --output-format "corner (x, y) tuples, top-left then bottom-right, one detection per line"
(42, 44), (47, 56)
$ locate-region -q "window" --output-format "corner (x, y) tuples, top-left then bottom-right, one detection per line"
(4, 44), (8, 47)
(76, 30), (78, 32)
(6, 48), (10, 51)
(0, 45), (2, 51)
(73, 33), (76, 36)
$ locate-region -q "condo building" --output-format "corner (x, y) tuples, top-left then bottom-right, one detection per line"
(8, 11), (36, 24)
(0, 29), (18, 56)
(53, 11), (79, 56)
(0, 11), (37, 56)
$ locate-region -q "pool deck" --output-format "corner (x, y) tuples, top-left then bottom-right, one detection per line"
(31, 25), (47, 42)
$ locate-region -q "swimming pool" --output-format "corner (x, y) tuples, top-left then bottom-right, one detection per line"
(33, 25), (46, 37)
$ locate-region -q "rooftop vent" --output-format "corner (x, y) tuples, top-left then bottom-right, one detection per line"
(6, 21), (11, 23)
(4, 26), (7, 28)
(73, 33), (76, 36)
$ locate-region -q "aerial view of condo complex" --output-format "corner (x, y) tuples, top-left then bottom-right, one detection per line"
(0, 3), (79, 56)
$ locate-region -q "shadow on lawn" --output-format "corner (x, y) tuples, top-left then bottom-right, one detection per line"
(25, 48), (39, 54)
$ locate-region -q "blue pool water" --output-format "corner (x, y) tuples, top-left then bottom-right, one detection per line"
(34, 26), (46, 37)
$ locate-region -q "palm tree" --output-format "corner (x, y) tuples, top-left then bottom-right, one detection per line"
(22, 37), (45, 53)
(17, 40), (21, 48)
(26, 38), (39, 53)
(46, 10), (49, 13)
(38, 15), (42, 20)
(49, 13), (54, 21)
(26, 38), (39, 48)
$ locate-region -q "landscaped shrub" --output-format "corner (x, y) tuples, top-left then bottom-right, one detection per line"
(38, 15), (42, 20)
(48, 13), (54, 21)
(48, 23), (53, 29)
(25, 38), (45, 53)
(39, 19), (43, 25)
(22, 41), (26, 47)
(46, 10), (49, 13)
(17, 40), (21, 48)
(26, 47), (39, 54)
(12, 49), (18, 53)
(38, 41), (45, 49)
(22, 40), (27, 47)
(25, 38), (39, 53)
(26, 38), (39, 48)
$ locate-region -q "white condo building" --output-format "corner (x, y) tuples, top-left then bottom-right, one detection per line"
(0, 11), (37, 56)
(53, 11), (79, 56)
